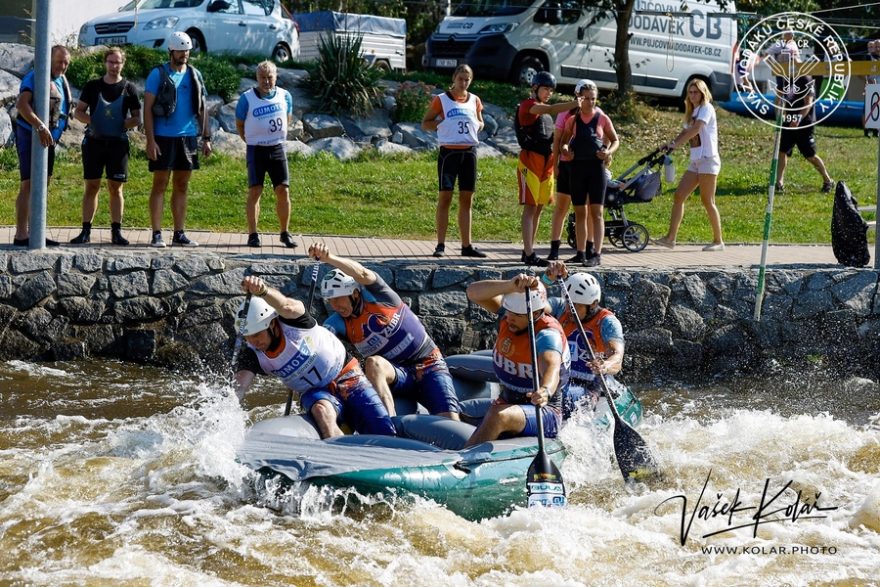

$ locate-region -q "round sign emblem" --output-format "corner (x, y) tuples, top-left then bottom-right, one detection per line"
(735, 12), (850, 129)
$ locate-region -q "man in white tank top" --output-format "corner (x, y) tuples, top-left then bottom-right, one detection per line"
(234, 276), (396, 438)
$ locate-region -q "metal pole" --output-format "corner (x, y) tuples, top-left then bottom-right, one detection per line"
(28, 0), (51, 251)
(875, 136), (880, 270)
(754, 120), (783, 321)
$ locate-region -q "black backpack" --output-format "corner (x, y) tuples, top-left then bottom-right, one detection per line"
(513, 102), (553, 156)
(151, 64), (177, 118)
(831, 180), (870, 267)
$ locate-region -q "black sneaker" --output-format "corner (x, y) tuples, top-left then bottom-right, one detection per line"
(432, 243), (445, 257)
(12, 237), (28, 246)
(46, 238), (59, 247)
(172, 231), (199, 247)
(70, 230), (90, 244)
(821, 180), (834, 193)
(585, 254), (601, 267)
(111, 232), (129, 246)
(546, 252), (559, 261)
(523, 252), (549, 267)
(461, 245), (487, 258)
(521, 251), (527, 263)
(248, 233), (261, 248)
(566, 252), (585, 263)
(150, 231), (166, 248)
(279, 231), (297, 248)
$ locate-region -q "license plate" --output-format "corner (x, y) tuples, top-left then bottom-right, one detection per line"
(95, 36), (126, 45)
(435, 58), (457, 68)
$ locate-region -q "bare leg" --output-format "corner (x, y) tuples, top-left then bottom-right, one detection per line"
(107, 180), (124, 224)
(573, 204), (588, 252)
(15, 179), (31, 240)
(436, 190), (453, 245)
(532, 204), (544, 245)
(776, 152), (788, 187)
(464, 404), (527, 447)
(311, 399), (345, 439)
(246, 185), (262, 234)
(458, 190), (474, 247)
(274, 184), (291, 233)
(363, 356), (397, 417)
(170, 170), (192, 231)
(549, 193), (571, 242)
(697, 173), (723, 244)
(149, 171), (171, 231)
(81, 179), (102, 223)
(806, 155), (833, 184)
(664, 170), (700, 242)
(521, 204), (536, 254)
(589, 204), (605, 255)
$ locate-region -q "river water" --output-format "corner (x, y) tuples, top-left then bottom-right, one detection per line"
(1, 359), (878, 586)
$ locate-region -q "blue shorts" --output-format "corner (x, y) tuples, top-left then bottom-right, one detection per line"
(301, 368), (396, 436)
(16, 124), (56, 181)
(519, 404), (562, 438)
(391, 349), (460, 415)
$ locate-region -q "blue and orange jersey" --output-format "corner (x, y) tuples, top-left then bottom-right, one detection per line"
(324, 276), (434, 363)
(549, 297), (623, 383)
(493, 311), (570, 411)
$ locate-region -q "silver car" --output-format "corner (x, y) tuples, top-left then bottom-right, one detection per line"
(78, 0), (299, 62)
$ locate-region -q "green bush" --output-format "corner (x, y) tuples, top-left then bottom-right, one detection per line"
(190, 54), (241, 101)
(302, 33), (383, 117)
(394, 80), (435, 123)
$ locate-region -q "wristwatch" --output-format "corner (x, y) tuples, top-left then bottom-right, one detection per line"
(36, 123), (47, 132)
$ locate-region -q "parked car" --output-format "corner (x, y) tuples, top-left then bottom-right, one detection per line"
(78, 0), (299, 62)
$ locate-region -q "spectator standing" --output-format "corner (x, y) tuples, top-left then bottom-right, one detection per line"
(516, 72), (579, 266)
(70, 47), (141, 246)
(235, 60), (297, 249)
(143, 31), (210, 248)
(421, 64), (486, 258)
(12, 45), (71, 247)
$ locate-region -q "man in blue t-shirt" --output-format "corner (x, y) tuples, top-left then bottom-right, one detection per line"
(13, 45), (71, 247)
(143, 31), (210, 248)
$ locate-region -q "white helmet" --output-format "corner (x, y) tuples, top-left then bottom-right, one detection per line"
(321, 269), (359, 299)
(566, 272), (601, 305)
(236, 296), (277, 336)
(502, 283), (547, 315)
(168, 31), (193, 51)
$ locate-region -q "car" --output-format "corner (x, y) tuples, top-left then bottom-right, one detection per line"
(78, 0), (299, 62)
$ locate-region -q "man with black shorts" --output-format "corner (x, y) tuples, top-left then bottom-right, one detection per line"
(235, 60), (297, 249)
(143, 31), (210, 248)
(775, 72), (834, 194)
(12, 45), (71, 247)
(70, 47), (141, 246)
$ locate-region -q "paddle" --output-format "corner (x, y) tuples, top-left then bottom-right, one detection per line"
(284, 261), (321, 416)
(525, 286), (567, 508)
(558, 277), (661, 483)
(231, 292), (252, 379)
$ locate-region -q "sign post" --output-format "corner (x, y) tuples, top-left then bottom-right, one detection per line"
(865, 83), (880, 270)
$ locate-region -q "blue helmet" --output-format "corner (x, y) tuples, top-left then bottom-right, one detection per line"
(531, 71), (556, 90)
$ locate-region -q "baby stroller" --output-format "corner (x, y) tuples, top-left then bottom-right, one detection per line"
(566, 147), (668, 252)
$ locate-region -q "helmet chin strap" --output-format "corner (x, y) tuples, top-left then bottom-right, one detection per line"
(351, 292), (363, 316)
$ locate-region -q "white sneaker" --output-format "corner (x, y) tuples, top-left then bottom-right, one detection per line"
(652, 236), (676, 249)
(150, 232), (166, 248)
(702, 242), (725, 252)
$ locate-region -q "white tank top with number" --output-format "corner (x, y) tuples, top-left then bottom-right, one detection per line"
(253, 322), (346, 394)
(436, 92), (480, 146)
(242, 87), (289, 146)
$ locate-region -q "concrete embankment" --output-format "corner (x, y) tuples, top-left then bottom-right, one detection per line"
(2, 249), (878, 383)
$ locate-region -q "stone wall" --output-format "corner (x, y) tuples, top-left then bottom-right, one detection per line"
(1, 250), (879, 382)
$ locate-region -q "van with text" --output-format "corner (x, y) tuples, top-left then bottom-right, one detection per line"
(424, 0), (736, 100)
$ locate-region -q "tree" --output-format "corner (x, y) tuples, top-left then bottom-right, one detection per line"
(588, 0), (732, 99)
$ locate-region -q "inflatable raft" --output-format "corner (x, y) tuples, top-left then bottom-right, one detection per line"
(237, 352), (643, 520)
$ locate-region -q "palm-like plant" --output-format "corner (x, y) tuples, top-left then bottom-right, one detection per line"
(304, 33), (383, 117)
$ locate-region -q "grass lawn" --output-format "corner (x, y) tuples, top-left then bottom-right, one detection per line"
(0, 106), (876, 245)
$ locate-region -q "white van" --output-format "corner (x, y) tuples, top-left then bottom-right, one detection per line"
(425, 0), (737, 100)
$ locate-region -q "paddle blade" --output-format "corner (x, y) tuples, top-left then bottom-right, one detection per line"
(613, 423), (661, 483)
(526, 449), (567, 508)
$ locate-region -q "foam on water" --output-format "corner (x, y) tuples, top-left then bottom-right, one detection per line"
(1, 362), (878, 586)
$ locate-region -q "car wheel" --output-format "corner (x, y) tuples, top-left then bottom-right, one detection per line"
(272, 43), (291, 64)
(187, 29), (206, 54)
(513, 55), (545, 86)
